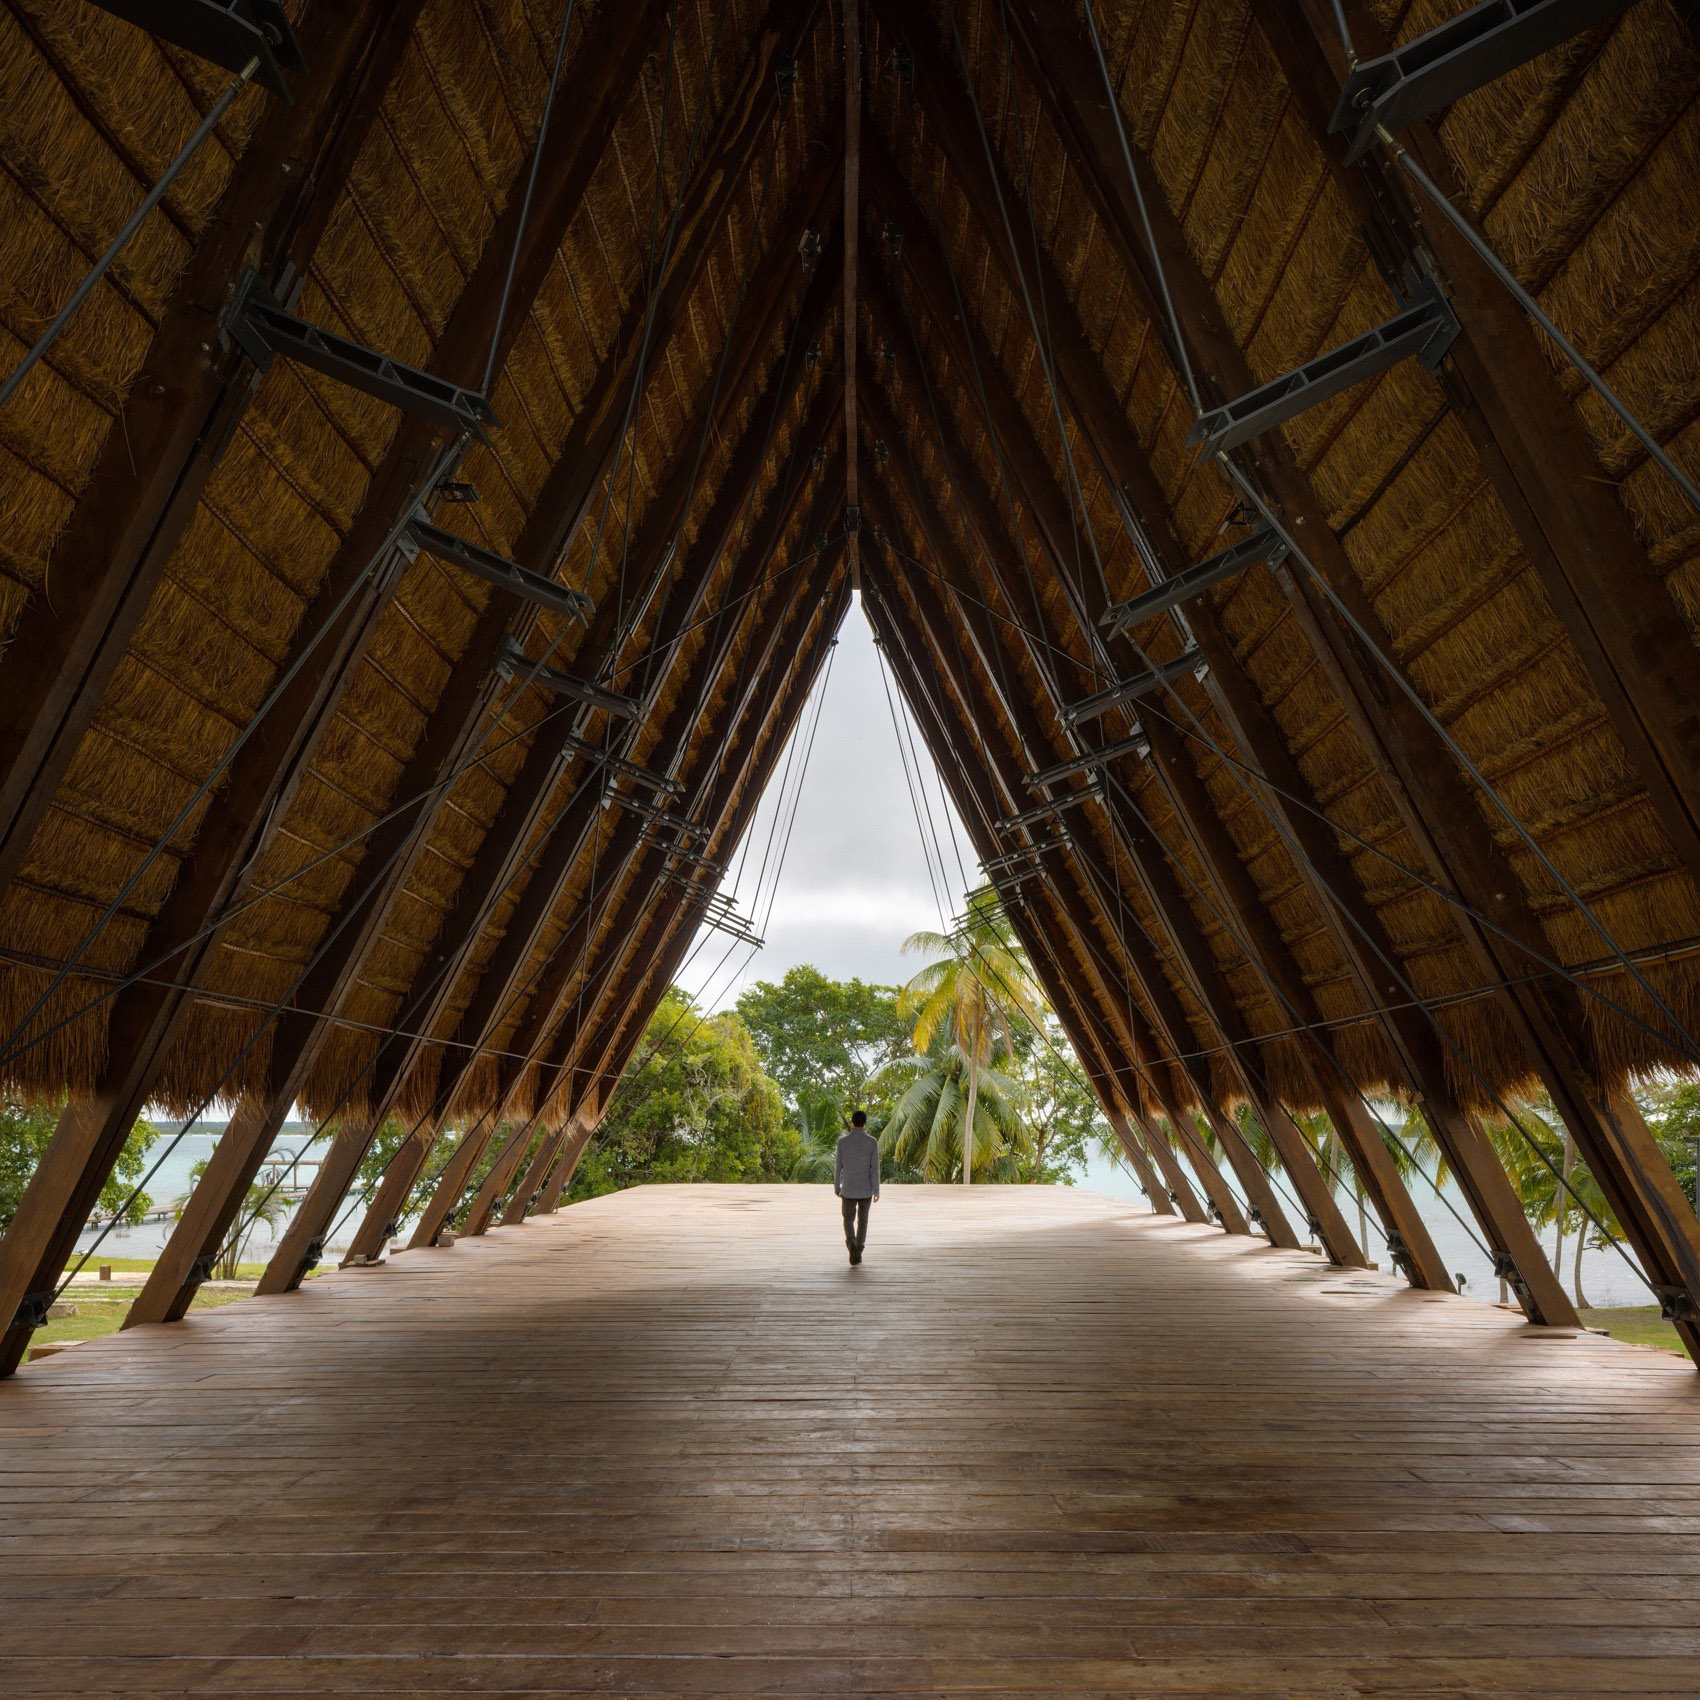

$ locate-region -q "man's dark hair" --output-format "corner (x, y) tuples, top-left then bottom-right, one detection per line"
(851, 1110), (867, 1127)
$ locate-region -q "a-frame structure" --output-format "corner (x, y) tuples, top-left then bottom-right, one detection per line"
(3, 0), (1700, 1375)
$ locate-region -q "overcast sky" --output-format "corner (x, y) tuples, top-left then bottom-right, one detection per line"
(681, 591), (974, 1011)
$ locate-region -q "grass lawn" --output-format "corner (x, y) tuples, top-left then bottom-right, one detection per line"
(61, 1256), (270, 1280)
(31, 1287), (255, 1354)
(1579, 1306), (1686, 1356)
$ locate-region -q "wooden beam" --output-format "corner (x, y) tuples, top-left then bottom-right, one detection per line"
(866, 17), (1451, 1288)
(861, 361), (1305, 1249)
(987, 1), (1583, 1327)
(110, 27), (832, 1337)
(0, 0), (423, 894)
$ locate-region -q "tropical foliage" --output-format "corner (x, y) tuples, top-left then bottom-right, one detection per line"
(735, 965), (912, 1122)
(898, 886), (1045, 1183)
(879, 1049), (1031, 1181)
(0, 1094), (157, 1232)
(570, 990), (796, 1199)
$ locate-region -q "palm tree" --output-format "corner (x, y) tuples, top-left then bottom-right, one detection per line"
(176, 1157), (288, 1281)
(788, 1092), (845, 1184)
(899, 886), (1045, 1183)
(879, 1050), (1030, 1181)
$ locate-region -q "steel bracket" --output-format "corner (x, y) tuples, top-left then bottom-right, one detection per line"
(1188, 263), (1458, 458)
(1331, 0), (1640, 164)
(226, 270), (497, 441)
(495, 636), (639, 719)
(1062, 648), (1206, 729)
(1101, 528), (1287, 636)
(1653, 1283), (1698, 1323)
(89, 0), (306, 99)
(997, 780), (1104, 834)
(1025, 731), (1149, 791)
(10, 1290), (55, 1332)
(558, 735), (680, 794)
(409, 519), (589, 621)
(619, 796), (707, 841)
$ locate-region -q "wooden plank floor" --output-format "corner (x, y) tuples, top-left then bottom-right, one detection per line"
(3, 1184), (1700, 1697)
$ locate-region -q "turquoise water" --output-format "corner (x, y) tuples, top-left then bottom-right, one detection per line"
(1080, 1146), (1650, 1309)
(74, 1120), (337, 1264)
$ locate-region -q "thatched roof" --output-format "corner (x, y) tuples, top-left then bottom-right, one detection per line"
(3, 0), (1700, 1324)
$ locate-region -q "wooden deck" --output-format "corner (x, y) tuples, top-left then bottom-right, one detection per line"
(3, 1184), (1699, 1696)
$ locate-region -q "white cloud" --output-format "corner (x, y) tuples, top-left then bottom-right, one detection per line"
(687, 595), (974, 1010)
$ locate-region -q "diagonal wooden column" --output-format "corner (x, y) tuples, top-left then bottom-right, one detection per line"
(0, 0), (422, 895)
(0, 0), (692, 1371)
(965, 7), (1582, 1325)
(457, 567), (852, 1238)
(862, 373), (1303, 1248)
(1255, 0), (1700, 1354)
(259, 453), (846, 1282)
(862, 66), (1448, 1285)
(861, 541), (1253, 1233)
(124, 148), (839, 1329)
(859, 587), (1188, 1220)
(862, 237), (1360, 1263)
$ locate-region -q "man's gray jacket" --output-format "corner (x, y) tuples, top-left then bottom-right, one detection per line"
(834, 1129), (881, 1199)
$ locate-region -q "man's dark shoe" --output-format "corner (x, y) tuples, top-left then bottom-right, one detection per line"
(849, 1245), (861, 1265)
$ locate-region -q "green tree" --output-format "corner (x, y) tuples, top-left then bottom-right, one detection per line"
(786, 1093), (847, 1183)
(899, 886), (1045, 1184)
(1636, 1080), (1700, 1212)
(0, 1094), (157, 1233)
(735, 965), (911, 1123)
(1004, 1017), (1109, 1183)
(570, 990), (796, 1199)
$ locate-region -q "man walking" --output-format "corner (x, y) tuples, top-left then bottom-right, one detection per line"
(834, 1110), (880, 1265)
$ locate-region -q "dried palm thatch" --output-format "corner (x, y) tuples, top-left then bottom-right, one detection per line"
(0, 0), (1696, 1330)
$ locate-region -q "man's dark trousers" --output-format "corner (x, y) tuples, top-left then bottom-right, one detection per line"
(842, 1196), (870, 1253)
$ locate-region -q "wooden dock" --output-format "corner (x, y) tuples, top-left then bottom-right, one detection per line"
(3, 1184), (1699, 1695)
